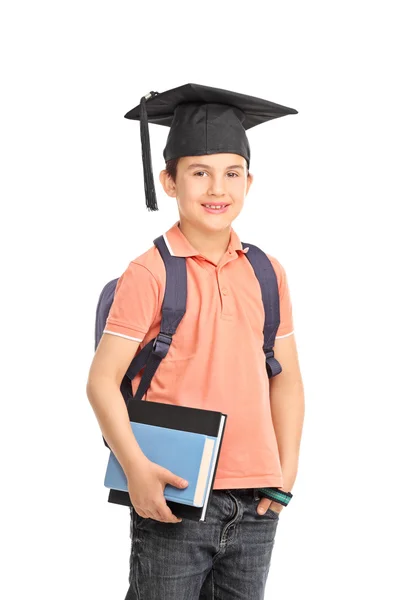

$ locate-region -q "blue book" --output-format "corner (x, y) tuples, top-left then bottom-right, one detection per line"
(104, 399), (227, 522)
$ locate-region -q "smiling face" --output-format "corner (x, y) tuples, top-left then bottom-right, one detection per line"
(159, 153), (253, 233)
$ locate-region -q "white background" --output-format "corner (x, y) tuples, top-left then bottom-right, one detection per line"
(1, 1), (399, 598)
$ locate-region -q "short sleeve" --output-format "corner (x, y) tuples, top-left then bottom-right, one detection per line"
(268, 255), (295, 339)
(103, 261), (160, 342)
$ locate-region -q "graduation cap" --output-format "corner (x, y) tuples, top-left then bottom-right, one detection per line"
(124, 83), (298, 212)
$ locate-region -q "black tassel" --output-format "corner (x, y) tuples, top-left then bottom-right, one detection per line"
(140, 92), (159, 212)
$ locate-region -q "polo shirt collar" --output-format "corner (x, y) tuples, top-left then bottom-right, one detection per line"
(163, 220), (249, 258)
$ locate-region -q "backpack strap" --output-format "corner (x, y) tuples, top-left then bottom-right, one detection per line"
(94, 236), (186, 449)
(242, 243), (282, 378)
(124, 235), (187, 403)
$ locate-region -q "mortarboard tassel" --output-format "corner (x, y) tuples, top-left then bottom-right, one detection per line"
(140, 91), (159, 212)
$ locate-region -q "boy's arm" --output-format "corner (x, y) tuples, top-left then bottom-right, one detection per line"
(87, 259), (160, 474)
(270, 333), (305, 492)
(86, 332), (148, 474)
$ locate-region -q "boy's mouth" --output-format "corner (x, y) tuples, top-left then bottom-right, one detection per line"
(201, 203), (230, 214)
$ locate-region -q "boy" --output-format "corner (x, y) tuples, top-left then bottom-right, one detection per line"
(87, 84), (305, 599)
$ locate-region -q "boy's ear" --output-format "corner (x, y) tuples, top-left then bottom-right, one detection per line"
(246, 172), (254, 195)
(159, 170), (177, 198)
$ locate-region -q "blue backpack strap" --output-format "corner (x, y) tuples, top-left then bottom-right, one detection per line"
(242, 243), (282, 378)
(126, 235), (187, 402)
(93, 236), (186, 449)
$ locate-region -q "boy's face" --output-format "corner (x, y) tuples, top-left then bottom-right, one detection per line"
(159, 153), (253, 233)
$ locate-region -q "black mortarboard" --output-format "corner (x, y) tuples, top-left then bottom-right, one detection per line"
(124, 83), (298, 212)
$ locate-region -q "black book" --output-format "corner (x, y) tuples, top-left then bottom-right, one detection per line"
(105, 399), (227, 522)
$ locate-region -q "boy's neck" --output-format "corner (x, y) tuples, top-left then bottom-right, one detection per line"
(178, 219), (231, 265)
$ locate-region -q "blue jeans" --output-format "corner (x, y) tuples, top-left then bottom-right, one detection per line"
(124, 487), (280, 599)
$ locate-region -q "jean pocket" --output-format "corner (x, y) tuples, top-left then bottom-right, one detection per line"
(254, 501), (280, 519)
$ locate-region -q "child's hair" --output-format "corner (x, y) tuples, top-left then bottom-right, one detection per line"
(165, 157), (249, 182)
(165, 158), (180, 183)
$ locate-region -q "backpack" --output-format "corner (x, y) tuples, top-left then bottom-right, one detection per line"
(94, 234), (283, 505)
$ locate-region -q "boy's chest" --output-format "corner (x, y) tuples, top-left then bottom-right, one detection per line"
(167, 259), (265, 353)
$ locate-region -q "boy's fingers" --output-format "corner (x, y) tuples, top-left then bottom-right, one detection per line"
(257, 500), (271, 514)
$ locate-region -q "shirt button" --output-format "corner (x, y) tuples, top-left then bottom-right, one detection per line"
(221, 288), (228, 295)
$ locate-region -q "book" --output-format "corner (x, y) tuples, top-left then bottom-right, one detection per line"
(104, 399), (227, 522)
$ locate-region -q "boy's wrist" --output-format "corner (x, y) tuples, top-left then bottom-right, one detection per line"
(121, 449), (149, 477)
(258, 487), (293, 507)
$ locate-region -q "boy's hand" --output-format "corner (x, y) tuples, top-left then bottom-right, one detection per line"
(256, 476), (295, 515)
(257, 499), (283, 515)
(127, 457), (188, 524)
(257, 485), (292, 515)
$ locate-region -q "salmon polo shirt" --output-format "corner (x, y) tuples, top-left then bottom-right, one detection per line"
(103, 220), (294, 489)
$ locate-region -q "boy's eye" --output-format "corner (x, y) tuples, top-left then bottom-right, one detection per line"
(194, 171), (238, 177)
